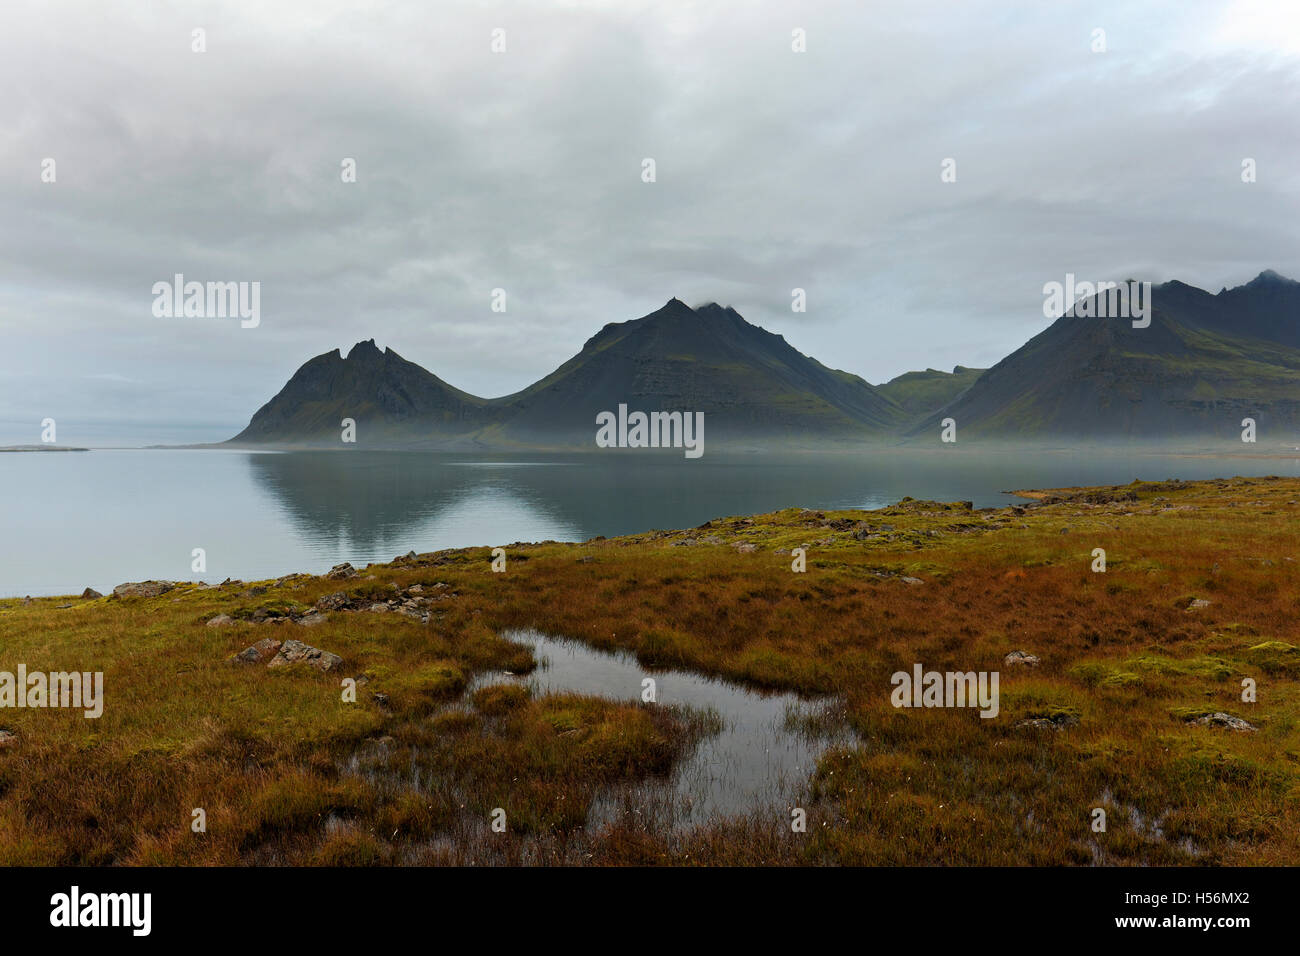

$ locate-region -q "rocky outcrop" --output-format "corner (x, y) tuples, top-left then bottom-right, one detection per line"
(1189, 712), (1256, 732)
(1004, 650), (1041, 667)
(235, 637), (283, 663)
(112, 581), (173, 598)
(267, 639), (344, 672)
(307, 583), (454, 624)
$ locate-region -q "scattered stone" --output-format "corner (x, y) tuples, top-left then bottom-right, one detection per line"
(1016, 714), (1079, 730)
(900, 576), (925, 585)
(268, 639), (344, 672)
(296, 612), (328, 627)
(1004, 650), (1041, 667)
(112, 581), (173, 599)
(206, 614), (235, 627)
(325, 563), (359, 580)
(367, 603), (390, 613)
(1186, 598), (1213, 611)
(241, 586), (267, 598)
(1190, 712), (1257, 732)
(315, 591), (350, 611)
(235, 637), (283, 664)
(80, 587), (102, 599)
(733, 542), (758, 554)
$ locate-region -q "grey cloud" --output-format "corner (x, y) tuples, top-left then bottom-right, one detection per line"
(1, 0), (1297, 442)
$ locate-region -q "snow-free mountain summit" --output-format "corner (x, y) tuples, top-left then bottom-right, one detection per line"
(227, 274), (1300, 449)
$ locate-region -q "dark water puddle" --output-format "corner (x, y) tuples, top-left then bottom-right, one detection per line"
(471, 629), (850, 831)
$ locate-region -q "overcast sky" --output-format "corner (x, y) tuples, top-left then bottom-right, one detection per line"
(2, 0), (1298, 444)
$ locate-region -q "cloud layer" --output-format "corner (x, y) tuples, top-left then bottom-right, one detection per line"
(2, 0), (1297, 443)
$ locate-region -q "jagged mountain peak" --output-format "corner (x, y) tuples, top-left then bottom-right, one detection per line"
(229, 297), (906, 447)
(1244, 268), (1297, 287)
(228, 272), (1300, 449)
(916, 267), (1300, 439)
(345, 338), (385, 360)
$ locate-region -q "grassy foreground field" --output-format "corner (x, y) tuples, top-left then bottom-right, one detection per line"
(1, 475), (1298, 865)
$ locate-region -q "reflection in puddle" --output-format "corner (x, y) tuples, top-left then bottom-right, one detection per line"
(473, 629), (850, 832)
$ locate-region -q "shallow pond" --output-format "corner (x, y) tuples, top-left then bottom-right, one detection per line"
(479, 629), (848, 831)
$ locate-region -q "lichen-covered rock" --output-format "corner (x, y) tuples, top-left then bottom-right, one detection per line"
(1190, 712), (1256, 732)
(207, 614), (235, 627)
(235, 637), (282, 663)
(268, 639), (343, 672)
(325, 563), (358, 580)
(1004, 650), (1041, 667)
(315, 591), (350, 611)
(112, 580), (173, 599)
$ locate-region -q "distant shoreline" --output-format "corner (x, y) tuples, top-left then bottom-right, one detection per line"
(0, 445), (89, 453)
(8, 442), (1300, 461)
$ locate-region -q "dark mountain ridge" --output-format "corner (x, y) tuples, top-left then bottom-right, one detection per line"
(916, 270), (1300, 441)
(228, 272), (1300, 449)
(230, 339), (495, 445)
(229, 298), (908, 449)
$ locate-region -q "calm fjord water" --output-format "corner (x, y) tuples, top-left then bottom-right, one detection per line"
(3, 447), (1297, 596)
